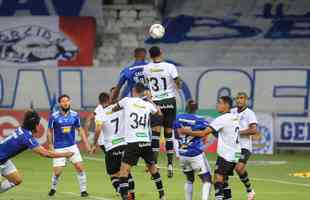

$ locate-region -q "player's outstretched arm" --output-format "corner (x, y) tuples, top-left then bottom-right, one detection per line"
(47, 128), (54, 151)
(239, 123), (257, 136)
(32, 146), (74, 158)
(178, 127), (213, 137)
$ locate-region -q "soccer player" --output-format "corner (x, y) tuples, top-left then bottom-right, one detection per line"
(143, 46), (182, 178)
(113, 83), (166, 200)
(92, 92), (136, 199)
(0, 110), (73, 193)
(174, 100), (212, 200)
(47, 94), (91, 197)
(111, 48), (148, 101)
(231, 92), (257, 200)
(179, 96), (241, 200)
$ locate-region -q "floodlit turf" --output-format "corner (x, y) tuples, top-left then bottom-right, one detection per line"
(1, 151), (309, 200)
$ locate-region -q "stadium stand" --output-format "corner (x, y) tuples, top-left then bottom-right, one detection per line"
(97, 0), (310, 67)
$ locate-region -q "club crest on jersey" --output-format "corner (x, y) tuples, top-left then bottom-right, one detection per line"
(133, 103), (146, 109)
(0, 25), (78, 63)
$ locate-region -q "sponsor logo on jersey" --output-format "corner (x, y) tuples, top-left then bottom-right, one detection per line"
(150, 68), (164, 72)
(133, 103), (146, 109)
(62, 126), (72, 133)
(0, 25), (78, 64)
(105, 111), (113, 115)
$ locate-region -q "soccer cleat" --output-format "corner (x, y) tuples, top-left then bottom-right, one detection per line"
(81, 191), (89, 197)
(128, 192), (135, 200)
(48, 189), (56, 196)
(167, 164), (173, 178)
(248, 190), (255, 200)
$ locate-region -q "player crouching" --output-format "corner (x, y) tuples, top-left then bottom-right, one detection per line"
(174, 100), (212, 200)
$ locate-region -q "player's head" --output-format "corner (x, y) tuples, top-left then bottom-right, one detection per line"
(22, 109), (41, 132)
(134, 47), (146, 61)
(235, 92), (248, 109)
(186, 100), (198, 114)
(132, 82), (145, 97)
(217, 96), (233, 113)
(149, 46), (162, 60)
(99, 92), (111, 106)
(58, 94), (71, 113)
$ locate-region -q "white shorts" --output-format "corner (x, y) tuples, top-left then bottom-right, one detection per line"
(53, 144), (83, 167)
(179, 153), (211, 175)
(0, 160), (17, 176)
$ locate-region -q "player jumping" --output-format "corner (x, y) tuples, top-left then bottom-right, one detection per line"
(113, 83), (166, 200)
(0, 110), (73, 193)
(231, 92), (258, 200)
(143, 46), (182, 178)
(179, 96), (241, 200)
(92, 92), (136, 199)
(47, 94), (92, 197)
(174, 100), (212, 200)
(111, 48), (148, 101)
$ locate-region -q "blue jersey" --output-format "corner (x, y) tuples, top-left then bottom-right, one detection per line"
(117, 60), (148, 95)
(48, 110), (81, 149)
(174, 113), (209, 157)
(0, 127), (40, 164)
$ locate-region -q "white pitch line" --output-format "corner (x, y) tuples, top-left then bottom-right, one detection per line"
(84, 156), (310, 188)
(63, 192), (113, 200)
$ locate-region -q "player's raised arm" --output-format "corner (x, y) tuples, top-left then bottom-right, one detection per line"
(32, 146), (74, 158)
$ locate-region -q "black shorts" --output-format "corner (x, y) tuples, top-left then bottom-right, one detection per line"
(122, 142), (155, 166)
(151, 97), (177, 128)
(102, 145), (125, 175)
(238, 148), (252, 164)
(214, 156), (236, 176)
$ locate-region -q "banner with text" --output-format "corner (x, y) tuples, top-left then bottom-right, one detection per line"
(0, 16), (96, 67)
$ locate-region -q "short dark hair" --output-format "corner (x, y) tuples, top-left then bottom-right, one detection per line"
(99, 92), (110, 104)
(219, 96), (233, 108)
(186, 100), (198, 114)
(134, 48), (146, 56)
(22, 109), (41, 132)
(58, 94), (70, 103)
(149, 46), (161, 58)
(133, 83), (145, 94)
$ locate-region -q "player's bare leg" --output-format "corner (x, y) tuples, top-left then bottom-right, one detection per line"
(0, 171), (22, 193)
(48, 166), (64, 196)
(147, 163), (165, 200)
(164, 127), (174, 178)
(73, 162), (88, 197)
(235, 162), (255, 200)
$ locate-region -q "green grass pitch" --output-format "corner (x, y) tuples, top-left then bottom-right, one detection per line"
(1, 151), (309, 200)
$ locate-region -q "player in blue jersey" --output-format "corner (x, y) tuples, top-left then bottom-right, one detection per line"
(47, 94), (91, 197)
(174, 100), (212, 200)
(111, 48), (148, 101)
(0, 110), (73, 194)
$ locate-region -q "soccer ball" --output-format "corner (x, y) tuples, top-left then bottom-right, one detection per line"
(149, 24), (165, 39)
